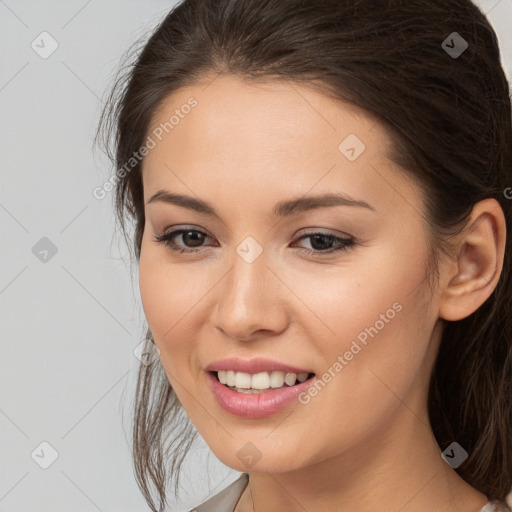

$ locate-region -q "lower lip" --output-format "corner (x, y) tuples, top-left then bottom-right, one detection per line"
(205, 371), (315, 418)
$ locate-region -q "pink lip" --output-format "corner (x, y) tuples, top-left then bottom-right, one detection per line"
(204, 357), (313, 375)
(205, 370), (316, 418)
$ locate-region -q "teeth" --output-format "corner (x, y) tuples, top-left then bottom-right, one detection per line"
(284, 372), (296, 386)
(297, 373), (308, 382)
(251, 372), (270, 389)
(235, 372), (251, 389)
(226, 370), (236, 386)
(269, 371), (285, 388)
(216, 370), (310, 390)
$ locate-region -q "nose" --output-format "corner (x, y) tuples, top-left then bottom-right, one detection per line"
(213, 251), (289, 342)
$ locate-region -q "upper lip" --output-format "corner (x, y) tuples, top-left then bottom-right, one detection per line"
(205, 357), (314, 375)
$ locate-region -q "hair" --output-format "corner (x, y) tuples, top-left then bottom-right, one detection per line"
(95, 0), (512, 510)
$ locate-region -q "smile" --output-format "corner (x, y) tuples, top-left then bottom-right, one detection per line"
(216, 370), (312, 392)
(206, 370), (316, 418)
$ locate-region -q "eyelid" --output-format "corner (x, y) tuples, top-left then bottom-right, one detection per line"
(294, 226), (353, 239)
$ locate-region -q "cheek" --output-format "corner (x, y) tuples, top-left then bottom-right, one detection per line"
(138, 260), (173, 337)
(287, 241), (429, 345)
(139, 234), (202, 335)
(138, 240), (221, 393)
(138, 245), (196, 363)
(290, 235), (434, 404)
(139, 261), (198, 408)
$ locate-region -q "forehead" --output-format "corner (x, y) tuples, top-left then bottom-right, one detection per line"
(145, 73), (382, 161)
(141, 74), (421, 217)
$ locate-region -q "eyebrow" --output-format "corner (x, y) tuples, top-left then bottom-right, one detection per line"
(146, 190), (376, 218)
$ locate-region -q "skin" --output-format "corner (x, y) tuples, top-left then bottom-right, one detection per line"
(138, 74), (506, 511)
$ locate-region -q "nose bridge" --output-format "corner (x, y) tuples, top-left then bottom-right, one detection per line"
(214, 239), (287, 340)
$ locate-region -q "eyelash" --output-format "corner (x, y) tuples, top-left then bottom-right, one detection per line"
(153, 228), (356, 256)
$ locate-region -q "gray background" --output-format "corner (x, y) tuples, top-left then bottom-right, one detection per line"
(1, 1), (511, 511)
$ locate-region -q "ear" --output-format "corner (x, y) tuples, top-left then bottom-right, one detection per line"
(438, 198), (506, 322)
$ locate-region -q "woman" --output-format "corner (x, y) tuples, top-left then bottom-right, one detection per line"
(96, 0), (512, 510)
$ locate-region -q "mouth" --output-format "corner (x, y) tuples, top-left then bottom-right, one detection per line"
(206, 368), (317, 418)
(209, 370), (316, 394)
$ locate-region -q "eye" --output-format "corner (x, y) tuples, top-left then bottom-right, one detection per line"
(291, 232), (355, 255)
(153, 228), (215, 254)
(153, 228), (356, 256)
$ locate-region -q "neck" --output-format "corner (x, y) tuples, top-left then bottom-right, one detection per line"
(235, 396), (488, 512)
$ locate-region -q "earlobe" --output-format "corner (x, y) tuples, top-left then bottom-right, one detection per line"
(439, 198), (506, 322)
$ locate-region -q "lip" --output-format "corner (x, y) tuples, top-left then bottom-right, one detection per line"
(204, 357), (314, 375)
(205, 369), (316, 418)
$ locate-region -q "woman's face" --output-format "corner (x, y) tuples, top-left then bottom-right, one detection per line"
(139, 74), (443, 473)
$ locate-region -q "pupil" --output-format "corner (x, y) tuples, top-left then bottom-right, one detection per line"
(311, 234), (333, 250)
(184, 231), (204, 247)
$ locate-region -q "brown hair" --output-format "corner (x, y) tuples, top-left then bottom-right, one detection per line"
(95, 0), (512, 510)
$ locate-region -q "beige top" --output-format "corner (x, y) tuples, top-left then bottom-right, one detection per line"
(191, 473), (512, 512)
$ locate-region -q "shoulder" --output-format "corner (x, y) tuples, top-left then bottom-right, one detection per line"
(479, 495), (512, 512)
(188, 479), (512, 512)
(190, 473), (249, 512)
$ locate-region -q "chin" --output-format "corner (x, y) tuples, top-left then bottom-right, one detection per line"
(210, 439), (310, 475)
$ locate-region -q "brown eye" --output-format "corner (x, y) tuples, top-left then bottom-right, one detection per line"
(292, 232), (355, 255)
(153, 228), (356, 256)
(153, 228), (214, 253)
